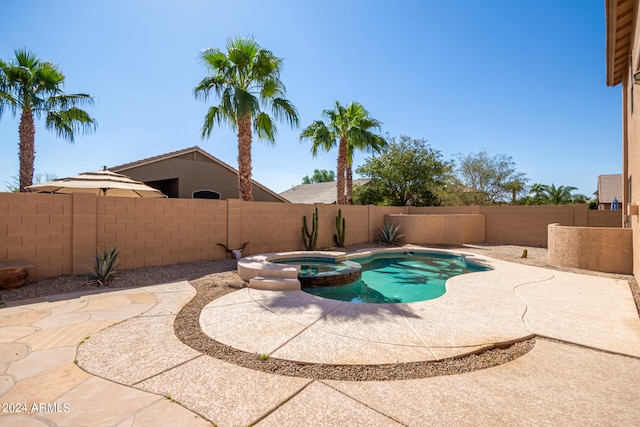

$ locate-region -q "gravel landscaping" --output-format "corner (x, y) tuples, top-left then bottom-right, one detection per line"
(2, 243), (638, 381)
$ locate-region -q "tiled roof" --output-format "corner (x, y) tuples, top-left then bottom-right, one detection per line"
(597, 174), (623, 203)
(280, 180), (369, 204)
(110, 145), (237, 173)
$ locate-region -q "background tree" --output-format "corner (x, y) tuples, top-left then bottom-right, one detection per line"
(194, 36), (299, 201)
(4, 172), (58, 192)
(299, 101), (385, 204)
(526, 183), (585, 205)
(0, 49), (96, 192)
(454, 150), (528, 205)
(528, 183), (546, 204)
(504, 178), (528, 204)
(354, 135), (453, 206)
(302, 169), (335, 184)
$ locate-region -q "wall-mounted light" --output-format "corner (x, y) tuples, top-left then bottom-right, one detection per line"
(634, 70), (640, 84)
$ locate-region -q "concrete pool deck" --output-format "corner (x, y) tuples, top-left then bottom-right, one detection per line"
(1, 254), (640, 425)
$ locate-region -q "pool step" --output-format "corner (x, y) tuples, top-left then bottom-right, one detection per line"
(249, 277), (301, 291)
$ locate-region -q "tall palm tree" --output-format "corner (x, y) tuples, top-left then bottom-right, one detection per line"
(0, 49), (96, 192)
(299, 101), (385, 204)
(193, 36), (299, 201)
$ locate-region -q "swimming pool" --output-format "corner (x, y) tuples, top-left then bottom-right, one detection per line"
(304, 251), (491, 304)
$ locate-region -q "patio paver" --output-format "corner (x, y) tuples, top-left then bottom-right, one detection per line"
(323, 339), (640, 426)
(1, 252), (639, 426)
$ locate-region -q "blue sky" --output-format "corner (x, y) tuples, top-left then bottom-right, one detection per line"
(0, 0), (620, 196)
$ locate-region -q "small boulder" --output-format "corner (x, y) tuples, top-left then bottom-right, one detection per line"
(0, 260), (32, 289)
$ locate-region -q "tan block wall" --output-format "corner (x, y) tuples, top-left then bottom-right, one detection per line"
(237, 201), (311, 255)
(482, 205), (581, 247)
(95, 197), (228, 270)
(314, 204), (370, 249)
(386, 214), (485, 245)
(0, 193), (628, 279)
(587, 210), (622, 227)
(0, 193), (73, 278)
(408, 206), (482, 215)
(72, 193), (97, 274)
(240, 204), (373, 254)
(548, 224), (632, 274)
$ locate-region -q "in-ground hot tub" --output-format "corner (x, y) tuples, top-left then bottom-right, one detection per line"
(237, 250), (350, 291)
(271, 257), (361, 287)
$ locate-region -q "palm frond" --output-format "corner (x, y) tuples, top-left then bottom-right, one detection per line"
(299, 121), (335, 156)
(260, 78), (278, 99)
(254, 112), (276, 142)
(4, 65), (33, 85)
(271, 97), (299, 127)
(201, 48), (228, 71)
(0, 91), (17, 116)
(44, 111), (74, 141)
(233, 88), (260, 118)
(48, 93), (94, 110)
(34, 62), (64, 91)
(13, 48), (40, 69)
(201, 105), (234, 138)
(44, 107), (96, 142)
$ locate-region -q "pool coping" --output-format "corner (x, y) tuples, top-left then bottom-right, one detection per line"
(205, 247), (640, 365)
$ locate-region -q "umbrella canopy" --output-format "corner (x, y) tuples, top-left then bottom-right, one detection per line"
(26, 169), (167, 198)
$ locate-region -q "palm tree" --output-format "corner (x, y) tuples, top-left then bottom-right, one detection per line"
(193, 36), (299, 201)
(0, 49), (96, 192)
(537, 183), (579, 205)
(299, 101), (385, 204)
(504, 178), (528, 204)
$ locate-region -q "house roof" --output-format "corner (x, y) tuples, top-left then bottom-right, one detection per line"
(110, 146), (288, 202)
(606, 0), (636, 86)
(279, 179), (369, 204)
(597, 174), (623, 203)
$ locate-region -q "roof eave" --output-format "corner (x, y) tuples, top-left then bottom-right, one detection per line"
(606, 0), (636, 87)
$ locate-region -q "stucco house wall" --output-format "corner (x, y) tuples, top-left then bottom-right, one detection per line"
(111, 146), (286, 203)
(605, 0), (640, 277)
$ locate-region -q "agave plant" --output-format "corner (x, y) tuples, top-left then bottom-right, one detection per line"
(91, 245), (120, 286)
(378, 222), (405, 245)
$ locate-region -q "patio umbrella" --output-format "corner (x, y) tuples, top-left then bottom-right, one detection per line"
(26, 169), (167, 198)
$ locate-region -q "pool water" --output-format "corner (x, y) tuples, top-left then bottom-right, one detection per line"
(304, 252), (491, 304)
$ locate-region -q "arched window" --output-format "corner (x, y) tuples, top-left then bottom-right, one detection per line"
(193, 190), (221, 200)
